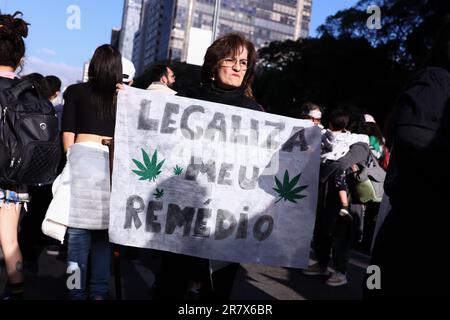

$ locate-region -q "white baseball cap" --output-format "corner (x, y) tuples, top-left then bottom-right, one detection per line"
(308, 109), (322, 120)
(122, 57), (135, 84)
(364, 114), (376, 123)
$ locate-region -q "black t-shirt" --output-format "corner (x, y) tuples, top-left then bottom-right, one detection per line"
(62, 82), (116, 137)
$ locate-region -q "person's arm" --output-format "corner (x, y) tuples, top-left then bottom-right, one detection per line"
(62, 132), (75, 152)
(320, 142), (370, 183)
(61, 86), (77, 152)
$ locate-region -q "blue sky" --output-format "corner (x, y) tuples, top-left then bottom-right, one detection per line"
(1, 0), (124, 88)
(310, 0), (359, 36)
(1, 0), (357, 88)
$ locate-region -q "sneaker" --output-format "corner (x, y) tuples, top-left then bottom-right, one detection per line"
(339, 208), (353, 221)
(326, 272), (348, 286)
(302, 263), (330, 276)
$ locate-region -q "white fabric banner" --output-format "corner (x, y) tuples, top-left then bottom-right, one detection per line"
(109, 87), (321, 268)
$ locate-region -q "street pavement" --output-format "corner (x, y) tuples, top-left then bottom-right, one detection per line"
(0, 245), (369, 300)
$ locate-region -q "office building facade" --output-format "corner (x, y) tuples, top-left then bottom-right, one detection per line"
(131, 0), (312, 74)
(118, 0), (146, 60)
(132, 0), (176, 75)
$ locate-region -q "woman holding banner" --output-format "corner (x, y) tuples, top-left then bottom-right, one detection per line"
(60, 44), (122, 300)
(179, 33), (263, 112)
(152, 33), (264, 300)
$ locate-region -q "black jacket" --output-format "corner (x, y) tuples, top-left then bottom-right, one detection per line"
(319, 142), (370, 184)
(368, 67), (450, 298)
(0, 76), (15, 90)
(177, 82), (264, 112)
(386, 67), (450, 203)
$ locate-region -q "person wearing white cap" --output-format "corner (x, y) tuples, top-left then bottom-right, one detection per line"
(363, 114), (387, 163)
(360, 114), (387, 254)
(299, 101), (323, 127)
(364, 114), (376, 124)
(121, 57), (135, 85)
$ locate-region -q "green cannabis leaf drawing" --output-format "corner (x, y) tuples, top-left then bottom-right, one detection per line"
(273, 170), (308, 204)
(132, 148), (165, 182)
(173, 165), (183, 175)
(153, 188), (164, 199)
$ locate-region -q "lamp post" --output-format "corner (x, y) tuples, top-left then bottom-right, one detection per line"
(211, 0), (221, 42)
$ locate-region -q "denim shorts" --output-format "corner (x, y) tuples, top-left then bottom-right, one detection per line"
(0, 186), (30, 205)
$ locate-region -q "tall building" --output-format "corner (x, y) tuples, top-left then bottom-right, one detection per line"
(118, 0), (146, 60)
(110, 28), (121, 51)
(132, 0), (176, 75)
(82, 61), (90, 83)
(132, 0), (313, 73)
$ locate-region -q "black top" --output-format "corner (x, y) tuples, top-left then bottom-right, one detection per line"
(0, 76), (15, 90)
(177, 82), (264, 112)
(62, 82), (116, 137)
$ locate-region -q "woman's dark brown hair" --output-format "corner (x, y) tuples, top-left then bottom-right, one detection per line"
(0, 11), (29, 69)
(202, 33), (257, 98)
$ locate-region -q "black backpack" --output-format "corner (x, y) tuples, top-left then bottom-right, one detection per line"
(0, 78), (61, 185)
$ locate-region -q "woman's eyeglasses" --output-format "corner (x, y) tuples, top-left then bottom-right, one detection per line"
(221, 58), (250, 70)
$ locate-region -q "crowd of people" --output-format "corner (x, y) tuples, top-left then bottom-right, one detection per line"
(298, 103), (388, 287)
(1, 10), (449, 300)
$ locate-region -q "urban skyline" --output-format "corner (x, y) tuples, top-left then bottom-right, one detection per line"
(0, 1), (356, 86)
(118, 0), (313, 75)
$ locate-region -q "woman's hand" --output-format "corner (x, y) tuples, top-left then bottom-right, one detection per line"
(116, 83), (125, 93)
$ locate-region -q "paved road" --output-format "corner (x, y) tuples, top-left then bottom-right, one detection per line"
(1, 246), (369, 300)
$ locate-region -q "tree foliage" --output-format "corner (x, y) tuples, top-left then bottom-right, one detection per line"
(254, 36), (408, 124)
(253, 0), (450, 127)
(317, 0), (450, 67)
